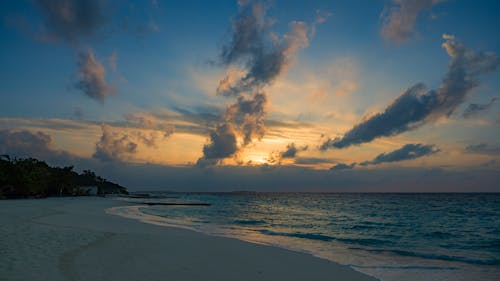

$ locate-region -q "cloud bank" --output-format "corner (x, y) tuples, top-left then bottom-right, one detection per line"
(0, 129), (74, 165)
(321, 35), (500, 150)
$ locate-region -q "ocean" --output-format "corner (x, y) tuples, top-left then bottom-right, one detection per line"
(108, 193), (500, 281)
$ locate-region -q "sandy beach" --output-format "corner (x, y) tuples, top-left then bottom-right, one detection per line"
(0, 197), (378, 281)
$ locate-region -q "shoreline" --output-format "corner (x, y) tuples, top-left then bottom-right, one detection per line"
(0, 197), (379, 281)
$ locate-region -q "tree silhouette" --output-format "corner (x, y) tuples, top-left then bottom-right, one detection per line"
(0, 156), (127, 199)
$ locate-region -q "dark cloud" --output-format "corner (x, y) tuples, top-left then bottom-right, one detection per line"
(266, 143), (309, 165)
(93, 163), (500, 192)
(281, 143), (299, 159)
(294, 157), (331, 165)
(197, 124), (238, 167)
(93, 125), (138, 162)
(380, 0), (439, 43)
(0, 129), (52, 157)
(225, 93), (267, 144)
(197, 94), (265, 166)
(462, 97), (497, 118)
(36, 0), (106, 43)
(75, 48), (115, 102)
(0, 129), (74, 165)
(199, 1), (319, 165)
(281, 143), (308, 159)
(321, 83), (433, 149)
(217, 8), (310, 97)
(321, 35), (500, 150)
(361, 143), (439, 166)
(465, 143), (500, 155)
(330, 163), (356, 171)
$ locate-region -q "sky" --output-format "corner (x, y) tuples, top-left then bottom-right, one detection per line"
(0, 0), (499, 192)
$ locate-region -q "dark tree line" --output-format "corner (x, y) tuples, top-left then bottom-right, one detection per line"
(0, 155), (128, 199)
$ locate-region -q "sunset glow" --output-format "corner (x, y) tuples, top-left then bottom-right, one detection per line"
(0, 0), (499, 191)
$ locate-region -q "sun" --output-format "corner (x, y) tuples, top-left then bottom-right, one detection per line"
(243, 151), (271, 165)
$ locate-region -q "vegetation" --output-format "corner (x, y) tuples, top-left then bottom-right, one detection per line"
(0, 155), (128, 199)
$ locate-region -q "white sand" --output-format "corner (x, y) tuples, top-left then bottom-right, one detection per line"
(0, 197), (379, 281)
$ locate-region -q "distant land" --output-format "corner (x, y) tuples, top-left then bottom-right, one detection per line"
(0, 155), (128, 199)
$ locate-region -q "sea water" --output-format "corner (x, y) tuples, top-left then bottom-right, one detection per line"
(109, 193), (500, 281)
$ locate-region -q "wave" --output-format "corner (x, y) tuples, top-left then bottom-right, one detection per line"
(257, 229), (396, 247)
(360, 248), (500, 266)
(350, 264), (459, 270)
(337, 237), (393, 247)
(257, 229), (334, 242)
(423, 231), (456, 239)
(234, 219), (267, 225)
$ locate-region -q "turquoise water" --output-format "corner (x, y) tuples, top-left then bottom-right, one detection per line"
(111, 193), (500, 281)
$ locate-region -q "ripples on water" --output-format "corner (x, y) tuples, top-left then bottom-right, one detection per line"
(113, 193), (500, 281)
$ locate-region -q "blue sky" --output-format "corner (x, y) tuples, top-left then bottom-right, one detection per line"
(0, 0), (499, 191)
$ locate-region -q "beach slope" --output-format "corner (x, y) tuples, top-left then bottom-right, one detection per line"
(0, 197), (378, 281)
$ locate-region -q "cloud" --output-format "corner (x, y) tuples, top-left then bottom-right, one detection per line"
(321, 35), (500, 150)
(462, 97), (497, 118)
(197, 123), (238, 167)
(330, 163), (355, 171)
(125, 112), (174, 148)
(75, 48), (116, 102)
(199, 1), (320, 166)
(465, 143), (500, 155)
(225, 93), (267, 144)
(280, 143), (308, 158)
(360, 143), (439, 166)
(294, 157), (331, 165)
(93, 115), (176, 162)
(33, 1), (121, 103)
(169, 105), (222, 127)
(0, 129), (74, 165)
(125, 112), (175, 138)
(217, 15), (310, 97)
(320, 83), (432, 149)
(266, 142), (309, 165)
(36, 0), (106, 43)
(97, 163), (500, 192)
(380, 0), (441, 43)
(281, 143), (301, 159)
(313, 10), (332, 26)
(93, 125), (138, 162)
(0, 129), (52, 156)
